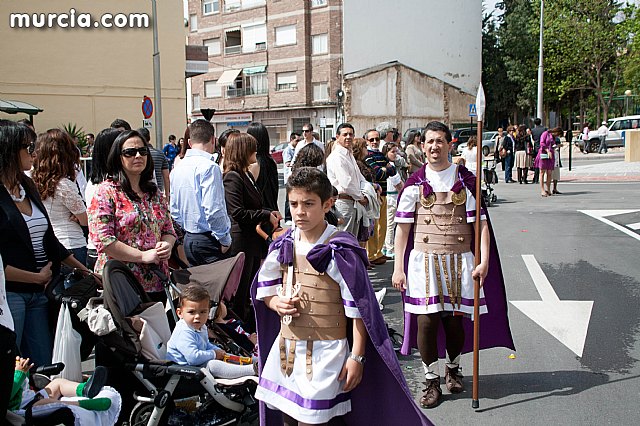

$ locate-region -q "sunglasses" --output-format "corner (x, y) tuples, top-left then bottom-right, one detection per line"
(302, 129), (311, 133)
(121, 147), (149, 158)
(368, 137), (380, 143)
(22, 142), (36, 155)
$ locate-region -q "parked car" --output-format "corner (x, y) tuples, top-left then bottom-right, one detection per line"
(456, 131), (497, 157)
(575, 115), (640, 153)
(270, 142), (288, 164)
(402, 127), (425, 143)
(451, 127), (477, 152)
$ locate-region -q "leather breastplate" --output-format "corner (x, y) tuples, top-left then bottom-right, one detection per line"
(413, 191), (472, 254)
(280, 253), (347, 341)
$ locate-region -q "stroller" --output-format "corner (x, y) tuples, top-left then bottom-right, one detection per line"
(482, 158), (498, 207)
(94, 256), (258, 426)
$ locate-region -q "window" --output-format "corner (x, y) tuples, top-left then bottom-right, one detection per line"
(246, 72), (268, 96)
(205, 81), (222, 98)
(202, 0), (219, 15)
(226, 69), (268, 98)
(276, 72), (297, 91)
(203, 38), (221, 56)
(313, 82), (328, 101)
(192, 94), (200, 111)
(189, 14), (197, 32)
(311, 33), (328, 54)
(311, 0), (328, 7)
(224, 0), (241, 12)
(275, 25), (296, 46)
(242, 23), (267, 53)
(225, 29), (242, 55)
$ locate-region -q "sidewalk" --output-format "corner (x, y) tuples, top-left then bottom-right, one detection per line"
(559, 148), (640, 181)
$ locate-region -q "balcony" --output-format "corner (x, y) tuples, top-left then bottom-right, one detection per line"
(225, 45), (242, 55)
(226, 87), (268, 98)
(185, 45), (209, 78)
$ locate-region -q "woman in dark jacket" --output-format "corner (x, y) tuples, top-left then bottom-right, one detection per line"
(247, 122), (280, 212)
(223, 133), (281, 328)
(0, 120), (89, 367)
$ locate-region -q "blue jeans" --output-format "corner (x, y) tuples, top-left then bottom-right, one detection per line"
(598, 136), (608, 154)
(504, 155), (514, 182)
(7, 291), (53, 367)
(70, 246), (87, 267)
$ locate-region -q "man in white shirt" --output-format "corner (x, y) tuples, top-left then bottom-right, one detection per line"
(597, 121), (609, 154)
(326, 123), (369, 236)
(293, 123), (325, 160)
(282, 132), (300, 224)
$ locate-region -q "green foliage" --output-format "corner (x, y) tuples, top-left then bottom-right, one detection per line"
(62, 123), (88, 154)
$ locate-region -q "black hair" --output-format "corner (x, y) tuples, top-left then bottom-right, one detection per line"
(364, 128), (378, 139)
(90, 128), (122, 185)
(0, 120), (37, 191)
(303, 123), (313, 131)
(218, 128), (239, 149)
(106, 130), (157, 200)
(423, 121), (452, 142)
(189, 119), (215, 145)
(136, 127), (151, 144)
(247, 122), (271, 157)
(286, 167), (332, 202)
(179, 284), (210, 307)
(534, 118), (542, 126)
(406, 130), (421, 147)
(290, 132), (300, 141)
(169, 134), (176, 141)
(336, 123), (354, 136)
(86, 133), (95, 139)
(292, 143), (325, 171)
(17, 118), (34, 130)
(110, 118), (131, 131)
(331, 186), (338, 197)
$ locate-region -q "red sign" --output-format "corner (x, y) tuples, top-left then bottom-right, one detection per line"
(142, 96), (153, 119)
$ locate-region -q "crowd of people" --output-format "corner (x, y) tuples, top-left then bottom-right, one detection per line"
(0, 115), (519, 424)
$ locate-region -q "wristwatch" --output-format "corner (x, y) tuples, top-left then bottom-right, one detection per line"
(349, 352), (366, 365)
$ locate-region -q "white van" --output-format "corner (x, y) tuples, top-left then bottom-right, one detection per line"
(578, 115), (640, 152)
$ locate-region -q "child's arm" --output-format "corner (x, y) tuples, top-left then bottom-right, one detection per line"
(339, 318), (367, 392)
(8, 358), (32, 411)
(264, 295), (300, 318)
(172, 330), (220, 365)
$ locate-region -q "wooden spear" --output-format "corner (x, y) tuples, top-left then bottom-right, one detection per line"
(472, 84), (486, 409)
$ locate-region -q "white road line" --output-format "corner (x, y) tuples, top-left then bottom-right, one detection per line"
(522, 255), (559, 302)
(628, 222), (640, 230)
(579, 210), (640, 242)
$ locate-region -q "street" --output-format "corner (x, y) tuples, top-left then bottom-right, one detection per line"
(366, 176), (640, 425)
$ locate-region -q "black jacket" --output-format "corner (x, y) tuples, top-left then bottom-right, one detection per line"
(0, 178), (70, 293)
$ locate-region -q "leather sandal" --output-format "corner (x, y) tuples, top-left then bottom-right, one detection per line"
(420, 378), (442, 408)
(444, 366), (464, 393)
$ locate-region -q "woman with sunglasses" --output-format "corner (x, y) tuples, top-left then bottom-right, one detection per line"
(88, 130), (176, 302)
(0, 120), (90, 367)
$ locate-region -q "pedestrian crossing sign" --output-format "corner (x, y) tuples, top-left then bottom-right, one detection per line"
(469, 104), (477, 117)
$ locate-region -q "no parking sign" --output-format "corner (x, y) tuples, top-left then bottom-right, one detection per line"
(142, 96), (153, 119)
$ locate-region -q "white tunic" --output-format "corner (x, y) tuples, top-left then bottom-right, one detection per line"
(254, 224), (361, 424)
(395, 164), (488, 318)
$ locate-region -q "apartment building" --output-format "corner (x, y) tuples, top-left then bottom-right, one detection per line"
(187, 0), (342, 143)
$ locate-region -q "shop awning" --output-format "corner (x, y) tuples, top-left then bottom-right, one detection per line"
(216, 69), (242, 86)
(0, 99), (43, 115)
(243, 65), (266, 75)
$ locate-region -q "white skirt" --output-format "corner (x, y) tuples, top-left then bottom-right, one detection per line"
(404, 250), (488, 318)
(256, 337), (351, 424)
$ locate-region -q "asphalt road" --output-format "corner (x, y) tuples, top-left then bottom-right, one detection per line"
(365, 179), (640, 425)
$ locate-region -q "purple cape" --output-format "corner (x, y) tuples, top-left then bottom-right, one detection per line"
(399, 164), (515, 357)
(251, 229), (432, 426)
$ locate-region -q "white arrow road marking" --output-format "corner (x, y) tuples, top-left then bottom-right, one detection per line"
(579, 210), (640, 242)
(510, 255), (593, 357)
(627, 222), (640, 231)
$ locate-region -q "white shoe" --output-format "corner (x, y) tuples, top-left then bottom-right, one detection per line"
(375, 288), (387, 311)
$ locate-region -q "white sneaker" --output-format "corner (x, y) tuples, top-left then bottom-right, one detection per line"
(375, 288), (387, 311)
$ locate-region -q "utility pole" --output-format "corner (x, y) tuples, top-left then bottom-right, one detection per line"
(536, 0), (544, 122)
(151, 0), (163, 150)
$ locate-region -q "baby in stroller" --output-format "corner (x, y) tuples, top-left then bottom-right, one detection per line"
(9, 358), (111, 412)
(167, 285), (257, 379)
(213, 300), (258, 356)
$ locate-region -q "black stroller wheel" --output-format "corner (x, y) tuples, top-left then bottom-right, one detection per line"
(130, 400), (174, 426)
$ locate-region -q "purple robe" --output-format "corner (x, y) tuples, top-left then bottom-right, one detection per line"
(399, 163), (515, 357)
(251, 229), (432, 426)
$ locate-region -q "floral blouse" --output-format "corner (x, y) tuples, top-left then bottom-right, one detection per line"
(88, 179), (175, 292)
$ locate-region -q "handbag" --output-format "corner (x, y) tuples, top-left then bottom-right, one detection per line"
(499, 147), (507, 159)
(540, 152), (550, 160)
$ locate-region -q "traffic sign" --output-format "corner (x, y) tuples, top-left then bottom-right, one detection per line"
(143, 119), (153, 129)
(142, 96), (153, 119)
(469, 103), (477, 117)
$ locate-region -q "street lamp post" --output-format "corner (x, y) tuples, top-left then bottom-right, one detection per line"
(625, 89), (632, 116)
(536, 0), (544, 121)
(151, 0), (163, 150)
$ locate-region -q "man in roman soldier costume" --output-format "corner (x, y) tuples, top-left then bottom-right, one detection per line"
(392, 121), (514, 408)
